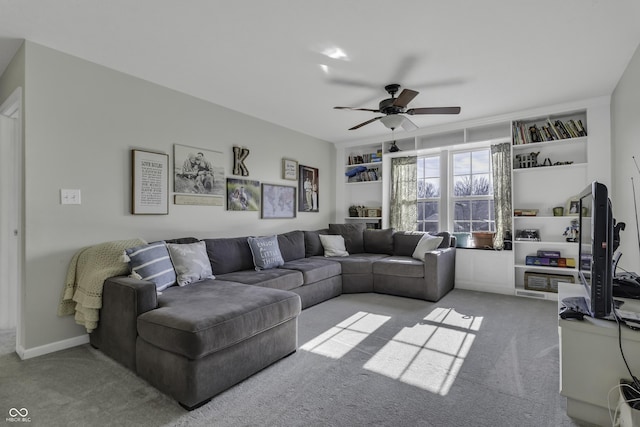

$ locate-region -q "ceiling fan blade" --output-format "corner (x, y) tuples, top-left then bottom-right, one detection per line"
(406, 107), (461, 115)
(334, 106), (381, 113)
(392, 89), (419, 108)
(400, 116), (418, 132)
(349, 116), (383, 130)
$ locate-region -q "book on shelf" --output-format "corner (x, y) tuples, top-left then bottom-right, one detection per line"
(348, 150), (383, 165)
(512, 117), (587, 145)
(525, 256), (575, 268)
(347, 168), (379, 183)
(537, 250), (561, 258)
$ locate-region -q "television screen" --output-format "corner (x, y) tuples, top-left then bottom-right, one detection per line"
(578, 181), (613, 318)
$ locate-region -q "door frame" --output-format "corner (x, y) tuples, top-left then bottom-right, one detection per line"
(0, 87), (23, 354)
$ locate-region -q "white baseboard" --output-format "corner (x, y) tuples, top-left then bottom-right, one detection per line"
(16, 334), (89, 360)
(455, 281), (515, 295)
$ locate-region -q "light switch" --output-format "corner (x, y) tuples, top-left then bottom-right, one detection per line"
(61, 189), (81, 205)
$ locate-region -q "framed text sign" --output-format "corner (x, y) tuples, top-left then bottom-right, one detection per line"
(131, 149), (169, 215)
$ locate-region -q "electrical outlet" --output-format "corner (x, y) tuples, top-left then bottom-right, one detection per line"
(60, 189), (81, 205)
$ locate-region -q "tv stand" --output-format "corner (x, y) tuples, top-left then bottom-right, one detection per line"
(558, 283), (640, 426)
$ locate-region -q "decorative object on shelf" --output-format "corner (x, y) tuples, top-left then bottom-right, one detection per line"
(232, 146), (250, 176)
(174, 144), (225, 202)
(515, 229), (541, 241)
(298, 164), (319, 212)
(261, 183), (296, 219)
(131, 149), (169, 215)
(553, 206), (564, 216)
(563, 219), (579, 242)
(282, 158), (298, 180)
(524, 271), (575, 293)
(348, 205), (359, 217)
(566, 195), (580, 216)
(388, 141), (400, 152)
(366, 208), (382, 218)
(514, 208), (538, 216)
(514, 151), (539, 169)
(226, 178), (260, 211)
(472, 232), (495, 249)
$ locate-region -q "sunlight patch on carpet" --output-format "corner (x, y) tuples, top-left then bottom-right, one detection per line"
(363, 307), (482, 395)
(300, 311), (390, 359)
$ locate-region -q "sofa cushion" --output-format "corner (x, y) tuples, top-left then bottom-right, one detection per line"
(373, 256), (425, 278)
(304, 229), (329, 257)
(277, 230), (305, 261)
(216, 268), (303, 291)
(363, 229), (394, 255)
(322, 253), (389, 274)
(247, 235), (285, 270)
(204, 237), (254, 275)
(412, 234), (443, 260)
(137, 279), (301, 360)
(394, 231), (452, 257)
(329, 223), (365, 254)
(281, 258), (341, 284)
(166, 241), (215, 286)
(125, 241), (176, 292)
(319, 234), (349, 257)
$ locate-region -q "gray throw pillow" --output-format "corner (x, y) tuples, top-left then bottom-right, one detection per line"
(363, 228), (394, 255)
(329, 223), (365, 254)
(125, 241), (176, 291)
(247, 235), (285, 270)
(304, 229), (329, 257)
(166, 241), (215, 286)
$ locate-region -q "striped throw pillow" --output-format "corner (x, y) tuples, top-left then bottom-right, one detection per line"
(125, 241), (176, 291)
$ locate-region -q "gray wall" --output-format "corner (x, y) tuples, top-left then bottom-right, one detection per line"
(2, 41), (335, 351)
(612, 42), (640, 274)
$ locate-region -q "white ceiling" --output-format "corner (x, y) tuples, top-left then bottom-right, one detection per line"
(1, 1), (639, 143)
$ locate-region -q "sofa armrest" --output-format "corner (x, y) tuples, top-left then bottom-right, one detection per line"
(89, 276), (158, 371)
(423, 247), (456, 301)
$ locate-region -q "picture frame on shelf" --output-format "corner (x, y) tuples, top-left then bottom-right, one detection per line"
(566, 195), (580, 216)
(261, 183), (296, 219)
(282, 158), (298, 181)
(131, 149), (169, 215)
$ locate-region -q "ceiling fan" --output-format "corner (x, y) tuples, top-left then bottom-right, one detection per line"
(334, 84), (461, 131)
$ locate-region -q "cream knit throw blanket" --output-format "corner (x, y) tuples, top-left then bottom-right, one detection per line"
(57, 238), (146, 333)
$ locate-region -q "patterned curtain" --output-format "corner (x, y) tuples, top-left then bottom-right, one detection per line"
(491, 143), (512, 250)
(390, 156), (418, 231)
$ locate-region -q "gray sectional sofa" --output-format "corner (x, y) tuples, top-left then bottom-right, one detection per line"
(89, 225), (456, 410)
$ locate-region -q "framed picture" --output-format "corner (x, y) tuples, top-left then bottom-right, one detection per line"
(131, 149), (169, 215)
(298, 165), (319, 212)
(261, 183), (296, 219)
(566, 195), (580, 216)
(227, 178), (260, 211)
(174, 144), (225, 200)
(282, 158), (298, 180)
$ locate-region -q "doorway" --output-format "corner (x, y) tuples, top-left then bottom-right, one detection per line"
(0, 87), (23, 354)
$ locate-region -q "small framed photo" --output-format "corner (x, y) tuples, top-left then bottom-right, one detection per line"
(566, 196), (580, 216)
(261, 183), (296, 219)
(282, 158), (298, 180)
(227, 178), (260, 211)
(131, 149), (169, 215)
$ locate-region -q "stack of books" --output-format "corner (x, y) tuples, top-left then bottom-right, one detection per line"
(512, 118), (587, 145)
(526, 250), (575, 268)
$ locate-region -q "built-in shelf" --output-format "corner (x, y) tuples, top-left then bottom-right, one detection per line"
(513, 162), (587, 174)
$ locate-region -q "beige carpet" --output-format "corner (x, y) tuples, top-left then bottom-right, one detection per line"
(0, 290), (581, 426)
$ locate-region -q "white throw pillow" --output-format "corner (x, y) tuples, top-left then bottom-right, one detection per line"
(412, 234), (444, 260)
(319, 234), (349, 257)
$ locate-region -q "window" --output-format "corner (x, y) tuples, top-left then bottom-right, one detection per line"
(452, 149), (494, 232)
(416, 147), (495, 233)
(417, 156), (440, 232)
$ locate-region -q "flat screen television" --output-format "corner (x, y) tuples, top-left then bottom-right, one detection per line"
(578, 181), (613, 318)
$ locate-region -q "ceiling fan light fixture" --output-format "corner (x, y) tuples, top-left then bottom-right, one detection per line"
(380, 114), (405, 130)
